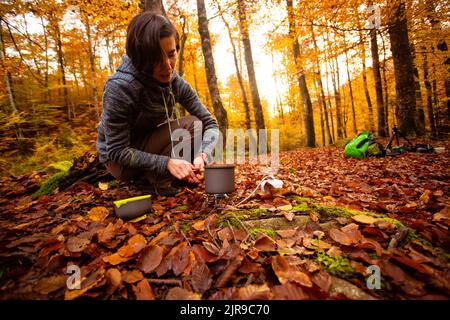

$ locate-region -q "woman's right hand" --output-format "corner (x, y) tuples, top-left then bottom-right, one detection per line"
(167, 158), (200, 183)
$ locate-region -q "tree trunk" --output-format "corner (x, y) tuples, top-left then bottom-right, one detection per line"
(370, 26), (387, 136)
(217, 1), (255, 146)
(379, 30), (390, 134)
(143, 0), (166, 16)
(0, 20), (24, 150)
(328, 50), (343, 139)
(84, 16), (99, 119)
(359, 31), (375, 132)
(412, 45), (425, 135)
(388, 0), (418, 136)
(344, 42), (357, 135)
(41, 17), (50, 103)
(53, 20), (70, 120)
(422, 47), (437, 136)
(196, 0), (228, 136)
(311, 25), (332, 144)
(286, 0), (315, 147)
(237, 0), (266, 149)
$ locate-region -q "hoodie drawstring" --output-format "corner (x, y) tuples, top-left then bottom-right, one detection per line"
(161, 86), (180, 159)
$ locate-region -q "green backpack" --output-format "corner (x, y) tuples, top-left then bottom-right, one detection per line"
(345, 131), (383, 159)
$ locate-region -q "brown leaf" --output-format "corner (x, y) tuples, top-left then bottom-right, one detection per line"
(138, 245), (164, 274)
(214, 255), (244, 288)
(33, 275), (67, 295)
(117, 234), (147, 257)
(202, 241), (220, 255)
(165, 287), (201, 300)
(149, 231), (170, 246)
(272, 282), (308, 300)
(103, 253), (132, 266)
(311, 270), (332, 293)
(133, 280), (155, 300)
(172, 244), (190, 276)
(87, 206), (109, 221)
(352, 214), (378, 225)
(97, 223), (116, 244)
(238, 257), (261, 274)
(192, 244), (218, 263)
(282, 211), (295, 221)
(121, 269), (144, 284)
(271, 255), (313, 287)
(141, 221), (167, 236)
(238, 283), (271, 300)
(66, 236), (90, 253)
(106, 268), (121, 294)
(254, 235), (277, 251)
(191, 260), (213, 293)
(192, 219), (205, 231)
(64, 268), (106, 300)
(329, 228), (353, 246)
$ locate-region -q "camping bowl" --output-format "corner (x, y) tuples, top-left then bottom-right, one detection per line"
(204, 164), (235, 194)
(113, 195), (152, 220)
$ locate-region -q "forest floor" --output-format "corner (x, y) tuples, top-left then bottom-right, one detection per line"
(0, 138), (449, 300)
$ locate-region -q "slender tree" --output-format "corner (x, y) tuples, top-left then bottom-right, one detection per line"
(196, 0), (228, 136)
(286, 0), (315, 147)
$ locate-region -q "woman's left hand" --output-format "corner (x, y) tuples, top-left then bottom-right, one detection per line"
(190, 152), (207, 183)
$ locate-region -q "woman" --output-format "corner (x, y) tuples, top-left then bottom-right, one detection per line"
(96, 12), (219, 196)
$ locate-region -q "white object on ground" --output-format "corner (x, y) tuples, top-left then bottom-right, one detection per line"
(261, 177), (284, 193)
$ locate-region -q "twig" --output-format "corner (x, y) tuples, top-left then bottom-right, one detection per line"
(147, 279), (182, 286)
(226, 220), (236, 243)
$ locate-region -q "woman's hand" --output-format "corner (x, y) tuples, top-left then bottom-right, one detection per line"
(193, 152), (208, 171)
(167, 158), (200, 183)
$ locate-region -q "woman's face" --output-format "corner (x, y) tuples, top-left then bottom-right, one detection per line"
(152, 36), (177, 84)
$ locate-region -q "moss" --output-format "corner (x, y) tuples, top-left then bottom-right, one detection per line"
(314, 205), (357, 219)
(180, 223), (191, 233)
(288, 195), (311, 203)
(175, 205), (188, 211)
(32, 171), (69, 198)
(289, 167), (297, 174)
(292, 203), (310, 212)
(249, 227), (279, 238)
(247, 208), (268, 215)
(406, 229), (450, 262)
(315, 252), (356, 279)
(48, 160), (73, 172)
(217, 215), (243, 229)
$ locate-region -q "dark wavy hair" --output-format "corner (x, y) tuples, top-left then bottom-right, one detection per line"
(126, 12), (180, 73)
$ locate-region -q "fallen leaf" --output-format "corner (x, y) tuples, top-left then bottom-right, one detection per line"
(165, 287), (201, 300)
(282, 211), (295, 221)
(191, 260), (213, 293)
(329, 228), (353, 246)
(254, 235), (277, 251)
(172, 244), (190, 276)
(66, 236), (90, 253)
(272, 282), (308, 300)
(117, 234), (147, 257)
(352, 215), (378, 225)
(238, 283), (271, 299)
(192, 219), (205, 231)
(103, 253), (132, 266)
(121, 270), (144, 284)
(133, 280), (155, 300)
(98, 182), (109, 191)
(138, 245), (164, 274)
(271, 255), (313, 287)
(33, 275), (67, 295)
(87, 206), (109, 221)
(419, 190), (431, 203)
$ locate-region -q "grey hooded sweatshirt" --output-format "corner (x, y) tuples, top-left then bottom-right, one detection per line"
(96, 55), (219, 176)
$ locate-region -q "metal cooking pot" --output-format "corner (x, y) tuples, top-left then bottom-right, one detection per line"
(204, 164), (235, 194)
